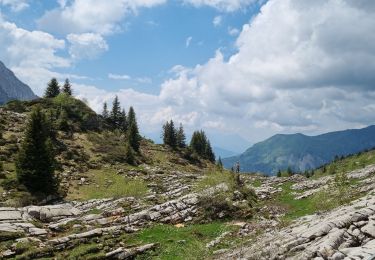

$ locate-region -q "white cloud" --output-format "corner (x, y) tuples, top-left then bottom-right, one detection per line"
(183, 0), (257, 12)
(67, 33), (108, 59)
(213, 15), (222, 27)
(108, 73), (131, 80)
(147, 0), (375, 142)
(185, 36), (192, 47)
(228, 26), (239, 36)
(37, 0), (166, 35)
(0, 0), (28, 11)
(0, 18), (71, 94)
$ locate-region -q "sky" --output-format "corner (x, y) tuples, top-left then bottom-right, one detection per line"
(0, 0), (375, 154)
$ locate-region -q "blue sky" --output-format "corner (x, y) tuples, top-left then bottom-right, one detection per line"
(1, 0), (374, 155)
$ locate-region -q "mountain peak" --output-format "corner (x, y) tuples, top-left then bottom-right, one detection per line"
(0, 61), (37, 104)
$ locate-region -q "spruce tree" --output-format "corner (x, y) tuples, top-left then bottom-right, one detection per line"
(16, 106), (58, 195)
(57, 109), (69, 132)
(110, 96), (121, 128)
(176, 123), (186, 148)
(102, 102), (109, 119)
(127, 106), (140, 152)
(204, 140), (215, 162)
(44, 78), (60, 98)
(162, 120), (177, 148)
(217, 157), (223, 170)
(62, 78), (72, 96)
(120, 109), (128, 132)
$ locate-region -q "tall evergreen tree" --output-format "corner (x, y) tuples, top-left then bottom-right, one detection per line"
(127, 106), (140, 151)
(190, 130), (215, 162)
(162, 120), (177, 148)
(16, 106), (58, 194)
(110, 96), (121, 128)
(204, 140), (215, 162)
(102, 102), (109, 119)
(44, 78), (60, 98)
(176, 123), (186, 148)
(217, 157), (223, 170)
(62, 79), (72, 96)
(119, 109), (128, 132)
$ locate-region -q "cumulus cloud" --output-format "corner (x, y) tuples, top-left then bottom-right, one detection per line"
(0, 0), (29, 11)
(37, 0), (166, 35)
(136, 0), (375, 141)
(0, 18), (71, 94)
(67, 33), (108, 59)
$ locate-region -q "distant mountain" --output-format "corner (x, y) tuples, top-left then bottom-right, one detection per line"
(223, 126), (375, 175)
(213, 146), (237, 159)
(0, 61), (37, 104)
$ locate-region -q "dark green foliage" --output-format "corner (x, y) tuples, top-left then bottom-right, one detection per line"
(44, 78), (60, 98)
(277, 169), (281, 177)
(4, 100), (26, 113)
(119, 109), (128, 132)
(62, 78), (72, 96)
(127, 106), (140, 152)
(216, 157), (223, 170)
(124, 142), (135, 164)
(110, 96), (122, 128)
(57, 108), (70, 132)
(162, 120), (177, 148)
(16, 106), (58, 195)
(102, 102), (109, 119)
(176, 123), (186, 148)
(190, 130), (215, 162)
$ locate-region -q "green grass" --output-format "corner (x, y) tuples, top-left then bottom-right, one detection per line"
(313, 149), (375, 178)
(273, 182), (317, 220)
(126, 223), (238, 260)
(251, 179), (262, 187)
(67, 169), (148, 200)
(195, 171), (235, 192)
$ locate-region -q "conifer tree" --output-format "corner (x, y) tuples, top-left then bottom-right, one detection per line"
(217, 157), (223, 170)
(62, 78), (72, 96)
(124, 141), (135, 164)
(110, 96), (122, 128)
(127, 106), (140, 151)
(176, 123), (186, 148)
(44, 78), (60, 98)
(16, 106), (58, 195)
(204, 140), (215, 162)
(120, 109), (128, 132)
(102, 102), (109, 119)
(162, 120), (177, 148)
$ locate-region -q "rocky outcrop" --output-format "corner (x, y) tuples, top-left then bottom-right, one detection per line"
(220, 194), (375, 259)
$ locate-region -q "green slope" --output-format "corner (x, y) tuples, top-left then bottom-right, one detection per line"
(223, 126), (375, 175)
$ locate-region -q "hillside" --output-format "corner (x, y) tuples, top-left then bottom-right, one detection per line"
(223, 126), (375, 175)
(0, 61), (37, 104)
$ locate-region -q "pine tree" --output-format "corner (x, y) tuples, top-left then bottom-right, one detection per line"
(204, 140), (215, 162)
(127, 106), (140, 152)
(44, 78), (60, 98)
(176, 123), (186, 148)
(217, 157), (223, 170)
(190, 130), (207, 156)
(110, 96), (121, 128)
(62, 78), (72, 96)
(102, 102), (109, 119)
(162, 120), (177, 148)
(16, 106), (58, 195)
(119, 109), (128, 132)
(277, 169), (282, 177)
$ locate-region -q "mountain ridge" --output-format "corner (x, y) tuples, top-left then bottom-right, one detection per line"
(0, 61), (37, 104)
(223, 125), (375, 175)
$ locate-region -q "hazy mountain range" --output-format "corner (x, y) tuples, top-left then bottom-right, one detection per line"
(0, 61), (36, 104)
(223, 125), (375, 175)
